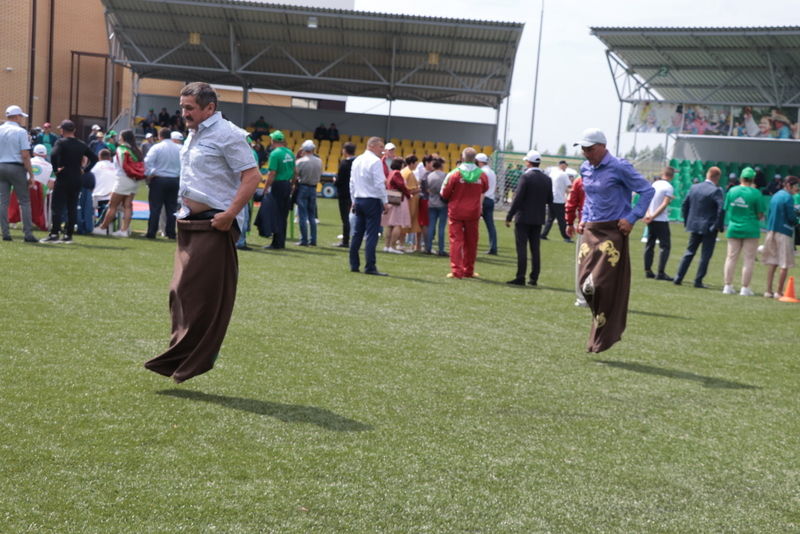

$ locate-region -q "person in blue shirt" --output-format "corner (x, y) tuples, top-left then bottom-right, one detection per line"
(574, 128), (654, 353)
(762, 175), (799, 298)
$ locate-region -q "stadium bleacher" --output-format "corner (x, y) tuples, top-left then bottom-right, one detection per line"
(245, 127), (494, 174)
(666, 158), (800, 222)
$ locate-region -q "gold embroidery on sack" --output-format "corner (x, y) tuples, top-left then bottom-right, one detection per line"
(595, 312), (606, 328)
(578, 243), (590, 261)
(598, 240), (620, 267)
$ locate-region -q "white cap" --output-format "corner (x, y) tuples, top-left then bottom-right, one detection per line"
(145, 132), (153, 139)
(475, 153), (490, 163)
(384, 142), (396, 151)
(33, 144), (48, 156)
(573, 128), (607, 148)
(170, 131), (184, 141)
(5, 105), (28, 118)
(91, 124), (101, 130)
(300, 139), (316, 151)
(523, 150), (541, 163)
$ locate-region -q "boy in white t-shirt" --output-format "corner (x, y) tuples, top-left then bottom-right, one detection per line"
(643, 166), (675, 280)
(90, 148), (117, 234)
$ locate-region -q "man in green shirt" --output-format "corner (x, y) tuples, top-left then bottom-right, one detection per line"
(265, 130), (295, 249)
(722, 167), (764, 296)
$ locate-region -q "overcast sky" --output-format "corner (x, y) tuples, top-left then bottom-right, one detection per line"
(345, 0), (797, 155)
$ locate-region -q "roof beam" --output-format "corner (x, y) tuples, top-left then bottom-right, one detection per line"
(133, 0), (524, 33)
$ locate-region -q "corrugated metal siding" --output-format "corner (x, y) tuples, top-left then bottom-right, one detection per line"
(592, 26), (800, 105)
(102, 0), (522, 107)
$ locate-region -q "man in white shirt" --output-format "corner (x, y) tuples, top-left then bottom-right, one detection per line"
(0, 105), (37, 242)
(476, 153), (498, 255)
(145, 82), (260, 384)
(349, 136), (390, 276)
(143, 128), (181, 239)
(541, 160), (573, 243)
(643, 166), (676, 280)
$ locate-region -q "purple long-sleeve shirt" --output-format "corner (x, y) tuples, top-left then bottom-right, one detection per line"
(580, 151), (654, 224)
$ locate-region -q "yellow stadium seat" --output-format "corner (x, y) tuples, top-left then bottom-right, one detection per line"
(301, 131), (313, 139)
(350, 135), (361, 144)
(245, 127), (255, 133)
(339, 134), (350, 142)
(482, 145), (494, 155)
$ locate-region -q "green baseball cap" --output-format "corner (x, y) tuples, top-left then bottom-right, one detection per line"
(740, 167), (756, 179)
(269, 130), (285, 141)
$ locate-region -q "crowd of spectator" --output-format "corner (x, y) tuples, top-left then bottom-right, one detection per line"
(2, 101), (798, 298)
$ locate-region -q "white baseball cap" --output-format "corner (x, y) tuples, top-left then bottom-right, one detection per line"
(573, 128), (607, 148)
(91, 124), (101, 130)
(384, 142), (396, 151)
(523, 150), (541, 163)
(475, 153), (490, 163)
(170, 131), (184, 141)
(33, 144), (48, 156)
(5, 105), (28, 118)
(145, 132), (153, 139)
(301, 139), (316, 151)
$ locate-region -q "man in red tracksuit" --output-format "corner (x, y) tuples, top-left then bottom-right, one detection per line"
(440, 148), (489, 278)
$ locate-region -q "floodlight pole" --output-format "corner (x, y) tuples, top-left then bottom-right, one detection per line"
(528, 0), (544, 149)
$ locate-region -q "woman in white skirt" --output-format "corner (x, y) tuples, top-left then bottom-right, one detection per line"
(100, 129), (144, 237)
(381, 157), (416, 253)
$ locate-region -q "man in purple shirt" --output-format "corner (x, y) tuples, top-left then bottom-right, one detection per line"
(574, 128), (654, 353)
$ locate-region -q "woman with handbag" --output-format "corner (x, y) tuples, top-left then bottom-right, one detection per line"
(381, 157), (415, 253)
(99, 129), (145, 237)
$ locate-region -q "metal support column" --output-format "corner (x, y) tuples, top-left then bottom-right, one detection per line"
(615, 100), (623, 157)
(385, 99), (393, 141)
(241, 84), (249, 127)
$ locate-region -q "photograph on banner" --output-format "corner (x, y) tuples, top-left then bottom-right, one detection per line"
(731, 106), (799, 139)
(626, 102), (684, 134)
(681, 104), (732, 136)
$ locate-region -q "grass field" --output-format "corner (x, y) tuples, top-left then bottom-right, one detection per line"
(1, 198), (798, 533)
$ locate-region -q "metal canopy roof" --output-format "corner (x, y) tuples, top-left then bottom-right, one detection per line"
(591, 26), (800, 107)
(102, 0), (523, 108)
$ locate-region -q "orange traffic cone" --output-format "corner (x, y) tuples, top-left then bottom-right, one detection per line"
(778, 276), (800, 303)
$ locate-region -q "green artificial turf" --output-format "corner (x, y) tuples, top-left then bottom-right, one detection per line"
(1, 199), (798, 533)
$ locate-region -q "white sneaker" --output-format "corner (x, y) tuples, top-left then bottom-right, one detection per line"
(774, 292), (782, 299)
(382, 246), (391, 252)
(763, 292), (773, 298)
(722, 285), (736, 295)
(739, 287), (754, 296)
(92, 227), (108, 236)
(111, 229), (130, 238)
(387, 247), (403, 254)
(574, 299), (588, 307)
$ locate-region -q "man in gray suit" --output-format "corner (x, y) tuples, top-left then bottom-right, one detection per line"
(673, 166), (725, 288)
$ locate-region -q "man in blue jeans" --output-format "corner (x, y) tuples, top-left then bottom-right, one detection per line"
(294, 140), (322, 246)
(475, 153), (498, 254)
(349, 136), (390, 276)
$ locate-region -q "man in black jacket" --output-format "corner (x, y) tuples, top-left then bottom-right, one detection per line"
(505, 150), (553, 286)
(40, 120), (98, 243)
(334, 142), (356, 247)
(673, 166), (725, 288)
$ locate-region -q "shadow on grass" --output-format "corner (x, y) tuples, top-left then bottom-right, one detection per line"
(157, 389), (373, 431)
(386, 274), (438, 284)
(629, 309), (689, 320)
(594, 360), (760, 389)
(255, 247), (335, 257)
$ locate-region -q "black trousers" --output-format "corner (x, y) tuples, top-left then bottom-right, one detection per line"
(337, 188), (352, 245)
(147, 176), (179, 239)
(643, 220), (671, 274)
(50, 173), (81, 237)
(541, 203), (569, 240)
(675, 231), (717, 284)
(270, 180), (292, 248)
(515, 222), (542, 283)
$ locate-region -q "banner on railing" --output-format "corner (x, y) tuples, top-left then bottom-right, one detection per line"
(627, 102), (799, 139)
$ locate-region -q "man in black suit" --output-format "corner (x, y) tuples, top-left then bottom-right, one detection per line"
(334, 142), (356, 247)
(505, 150), (553, 286)
(673, 166), (725, 288)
